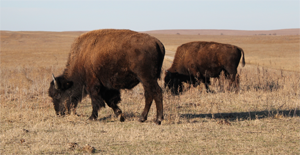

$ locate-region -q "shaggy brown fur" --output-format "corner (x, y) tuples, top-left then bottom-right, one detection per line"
(49, 29), (165, 124)
(164, 41), (245, 95)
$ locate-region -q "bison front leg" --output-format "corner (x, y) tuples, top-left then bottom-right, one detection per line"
(88, 85), (106, 120)
(64, 99), (72, 115)
(89, 96), (105, 120)
(65, 98), (79, 115)
(172, 78), (180, 95)
(140, 81), (163, 125)
(203, 77), (214, 93)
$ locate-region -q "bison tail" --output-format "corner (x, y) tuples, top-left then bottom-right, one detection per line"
(156, 42), (166, 79)
(238, 47), (245, 67)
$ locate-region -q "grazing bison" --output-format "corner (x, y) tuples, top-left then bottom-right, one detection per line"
(164, 41), (245, 95)
(49, 29), (165, 124)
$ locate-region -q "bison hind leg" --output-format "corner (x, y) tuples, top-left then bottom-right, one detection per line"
(139, 79), (163, 125)
(101, 88), (125, 122)
(223, 67), (240, 92)
(232, 74), (240, 94)
(224, 73), (240, 93)
(171, 78), (182, 95)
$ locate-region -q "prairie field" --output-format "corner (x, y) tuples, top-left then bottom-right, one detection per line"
(0, 30), (299, 154)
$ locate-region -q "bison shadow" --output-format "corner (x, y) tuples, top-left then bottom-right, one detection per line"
(180, 109), (299, 121)
(98, 112), (138, 122)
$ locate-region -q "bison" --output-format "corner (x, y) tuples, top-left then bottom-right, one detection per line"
(49, 29), (165, 125)
(164, 41), (245, 95)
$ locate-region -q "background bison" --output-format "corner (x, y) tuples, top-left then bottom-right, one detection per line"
(165, 41), (245, 95)
(49, 29), (165, 124)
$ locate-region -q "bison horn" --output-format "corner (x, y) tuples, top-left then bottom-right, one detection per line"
(52, 73), (59, 89)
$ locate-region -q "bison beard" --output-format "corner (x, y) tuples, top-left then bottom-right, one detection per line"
(48, 29), (165, 125)
(165, 41), (245, 95)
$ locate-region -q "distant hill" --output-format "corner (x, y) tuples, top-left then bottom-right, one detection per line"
(144, 28), (299, 36)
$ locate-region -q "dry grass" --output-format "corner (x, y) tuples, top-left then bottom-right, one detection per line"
(0, 31), (299, 154)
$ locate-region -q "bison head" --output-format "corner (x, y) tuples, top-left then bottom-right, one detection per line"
(164, 71), (183, 95)
(48, 74), (73, 115)
(164, 71), (173, 90)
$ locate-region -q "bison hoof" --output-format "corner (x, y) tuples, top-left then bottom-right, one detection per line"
(206, 89), (215, 93)
(56, 112), (66, 116)
(138, 117), (146, 123)
(88, 116), (97, 121)
(154, 118), (163, 125)
(118, 114), (125, 122)
(155, 120), (161, 125)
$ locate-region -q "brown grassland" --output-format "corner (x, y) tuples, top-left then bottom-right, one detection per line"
(0, 30), (299, 154)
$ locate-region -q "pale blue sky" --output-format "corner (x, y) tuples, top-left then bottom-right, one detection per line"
(1, 0), (299, 31)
